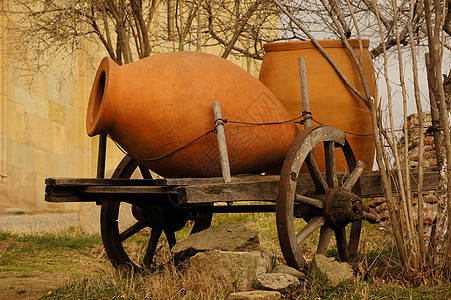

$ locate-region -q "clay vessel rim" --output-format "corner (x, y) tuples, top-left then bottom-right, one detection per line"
(86, 57), (114, 136)
(263, 39), (370, 52)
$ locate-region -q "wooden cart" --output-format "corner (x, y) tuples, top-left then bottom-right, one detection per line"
(45, 124), (439, 271)
(45, 58), (439, 271)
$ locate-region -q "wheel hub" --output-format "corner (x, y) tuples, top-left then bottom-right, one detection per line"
(324, 188), (364, 228)
(132, 204), (188, 231)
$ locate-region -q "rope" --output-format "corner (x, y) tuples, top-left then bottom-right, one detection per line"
(110, 112), (378, 161)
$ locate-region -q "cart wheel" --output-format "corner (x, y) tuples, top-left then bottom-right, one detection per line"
(277, 125), (377, 270)
(101, 155), (212, 270)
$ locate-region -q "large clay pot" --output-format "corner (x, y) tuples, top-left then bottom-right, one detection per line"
(259, 40), (376, 171)
(87, 51), (298, 177)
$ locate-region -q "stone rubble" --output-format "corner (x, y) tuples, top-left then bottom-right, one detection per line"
(228, 290), (282, 300)
(312, 254), (354, 287)
(256, 273), (301, 293)
(172, 222), (260, 261)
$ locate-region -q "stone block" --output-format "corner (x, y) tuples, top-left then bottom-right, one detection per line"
(49, 101), (66, 125)
(312, 254), (354, 287)
(188, 250), (270, 290)
(66, 107), (89, 149)
(228, 290), (281, 300)
(35, 95), (49, 120)
(35, 173), (47, 211)
(33, 149), (46, 174)
(47, 73), (63, 105)
(8, 140), (35, 169)
(14, 85), (36, 115)
(53, 123), (66, 155)
(256, 273), (300, 293)
(271, 265), (305, 279)
(172, 223), (260, 261)
(6, 100), (26, 143)
(25, 113), (54, 152)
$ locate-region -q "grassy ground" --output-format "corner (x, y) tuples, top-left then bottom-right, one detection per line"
(1, 211), (450, 299)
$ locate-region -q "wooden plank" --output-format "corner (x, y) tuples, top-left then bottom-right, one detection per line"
(178, 171), (440, 204)
(47, 185), (174, 197)
(45, 193), (166, 203)
(46, 178), (158, 186)
(359, 171), (440, 197)
(178, 180), (280, 204)
(46, 174), (279, 187)
(158, 174), (279, 186)
(46, 171), (440, 204)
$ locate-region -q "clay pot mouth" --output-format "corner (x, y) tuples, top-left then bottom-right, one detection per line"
(87, 58), (110, 136)
(263, 39), (370, 52)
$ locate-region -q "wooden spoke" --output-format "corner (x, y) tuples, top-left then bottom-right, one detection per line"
(295, 194), (323, 209)
(317, 226), (334, 254)
(165, 229), (177, 249)
(348, 220), (362, 254)
(296, 216), (325, 245)
(324, 141), (338, 189)
(143, 227), (163, 268)
(363, 212), (380, 224)
(342, 161), (365, 191)
(334, 227), (349, 262)
(139, 165), (153, 179)
(306, 152), (330, 194)
(119, 216), (152, 242)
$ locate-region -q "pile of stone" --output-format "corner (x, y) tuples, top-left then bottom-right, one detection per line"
(367, 112), (439, 237)
(172, 223), (354, 299)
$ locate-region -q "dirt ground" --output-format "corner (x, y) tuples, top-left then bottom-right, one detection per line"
(0, 272), (68, 300)
(0, 211), (108, 299)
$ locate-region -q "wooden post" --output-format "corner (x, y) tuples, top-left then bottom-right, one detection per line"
(299, 57), (311, 128)
(97, 134), (107, 179)
(213, 101), (232, 183)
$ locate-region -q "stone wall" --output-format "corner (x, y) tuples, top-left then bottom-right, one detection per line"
(0, 7), (266, 212)
(368, 112), (439, 236)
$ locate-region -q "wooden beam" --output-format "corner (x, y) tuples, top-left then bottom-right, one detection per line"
(45, 171), (440, 204)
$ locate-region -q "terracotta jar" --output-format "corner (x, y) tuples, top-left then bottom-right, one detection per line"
(87, 51), (298, 177)
(259, 40), (376, 171)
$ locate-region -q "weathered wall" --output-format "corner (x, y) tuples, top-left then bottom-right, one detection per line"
(0, 5), (266, 212)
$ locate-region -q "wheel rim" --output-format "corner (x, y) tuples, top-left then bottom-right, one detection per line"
(100, 155), (212, 270)
(276, 125), (368, 270)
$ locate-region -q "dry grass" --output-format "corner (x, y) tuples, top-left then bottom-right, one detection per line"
(1, 211), (450, 299)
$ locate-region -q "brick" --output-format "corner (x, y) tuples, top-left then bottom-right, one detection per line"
(423, 217), (434, 225)
(424, 195), (438, 204)
(375, 203), (388, 213)
(378, 211), (390, 221)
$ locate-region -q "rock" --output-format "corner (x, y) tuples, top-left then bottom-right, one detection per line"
(172, 223), (259, 261)
(79, 202), (136, 234)
(188, 250), (270, 290)
(271, 265), (305, 279)
(313, 254), (354, 287)
(256, 273), (300, 293)
(228, 290), (281, 300)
